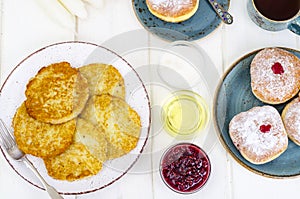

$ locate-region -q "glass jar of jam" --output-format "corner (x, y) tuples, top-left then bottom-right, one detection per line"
(159, 143), (211, 194)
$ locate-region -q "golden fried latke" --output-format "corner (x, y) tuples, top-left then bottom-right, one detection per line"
(79, 63), (125, 99)
(13, 103), (76, 158)
(25, 62), (89, 124)
(80, 94), (141, 159)
(44, 143), (102, 181)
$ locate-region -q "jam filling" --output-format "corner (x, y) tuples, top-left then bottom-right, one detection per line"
(260, 124), (271, 133)
(161, 144), (210, 193)
(271, 62), (284, 75)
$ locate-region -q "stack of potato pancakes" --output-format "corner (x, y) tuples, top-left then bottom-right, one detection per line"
(13, 62), (141, 181)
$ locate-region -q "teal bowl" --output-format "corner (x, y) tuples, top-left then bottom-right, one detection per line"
(214, 47), (300, 178)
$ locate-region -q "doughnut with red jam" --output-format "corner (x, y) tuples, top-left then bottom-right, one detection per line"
(250, 48), (300, 104)
(229, 106), (288, 164)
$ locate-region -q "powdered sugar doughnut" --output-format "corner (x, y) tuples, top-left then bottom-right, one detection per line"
(146, 0), (199, 23)
(282, 97), (300, 146)
(229, 106), (288, 164)
(250, 48), (300, 104)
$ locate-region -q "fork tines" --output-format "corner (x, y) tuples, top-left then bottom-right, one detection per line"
(0, 119), (15, 149)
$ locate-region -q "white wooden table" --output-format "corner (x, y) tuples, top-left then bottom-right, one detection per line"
(0, 0), (299, 198)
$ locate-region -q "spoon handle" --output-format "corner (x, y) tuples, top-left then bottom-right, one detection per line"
(208, 0), (233, 25)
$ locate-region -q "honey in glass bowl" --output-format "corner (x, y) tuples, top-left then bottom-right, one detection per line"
(159, 143), (211, 194)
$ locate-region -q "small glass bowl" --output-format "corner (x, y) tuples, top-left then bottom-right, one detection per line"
(159, 143), (211, 194)
(161, 90), (210, 140)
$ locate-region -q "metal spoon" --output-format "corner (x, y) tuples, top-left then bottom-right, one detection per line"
(207, 0), (233, 24)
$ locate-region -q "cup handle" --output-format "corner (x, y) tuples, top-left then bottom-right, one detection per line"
(288, 16), (300, 35)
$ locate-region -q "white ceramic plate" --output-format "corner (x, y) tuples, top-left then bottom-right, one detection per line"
(0, 41), (151, 194)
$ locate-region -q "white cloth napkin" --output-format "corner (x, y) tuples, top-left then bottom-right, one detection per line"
(35, 0), (104, 29)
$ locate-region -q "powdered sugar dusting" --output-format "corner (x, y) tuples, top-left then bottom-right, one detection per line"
(147, 0), (195, 15)
(283, 98), (300, 144)
(229, 106), (288, 163)
(250, 48), (300, 103)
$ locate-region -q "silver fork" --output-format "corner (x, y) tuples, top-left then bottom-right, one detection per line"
(0, 119), (63, 199)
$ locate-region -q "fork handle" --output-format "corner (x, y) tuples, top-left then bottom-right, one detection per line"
(23, 157), (64, 199)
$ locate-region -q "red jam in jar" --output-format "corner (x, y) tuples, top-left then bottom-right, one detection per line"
(160, 143), (211, 194)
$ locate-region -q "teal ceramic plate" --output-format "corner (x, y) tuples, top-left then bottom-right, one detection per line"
(214, 48), (300, 178)
(132, 0), (230, 41)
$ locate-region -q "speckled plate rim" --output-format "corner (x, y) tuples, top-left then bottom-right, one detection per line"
(0, 41), (151, 195)
(131, 0), (231, 42)
(213, 47), (300, 179)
